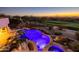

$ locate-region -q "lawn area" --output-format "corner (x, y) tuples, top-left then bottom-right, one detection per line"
(43, 21), (79, 30)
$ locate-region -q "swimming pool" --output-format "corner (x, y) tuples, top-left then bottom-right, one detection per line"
(19, 29), (50, 51)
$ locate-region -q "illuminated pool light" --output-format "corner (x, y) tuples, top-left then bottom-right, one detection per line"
(19, 29), (50, 51)
(48, 45), (64, 52)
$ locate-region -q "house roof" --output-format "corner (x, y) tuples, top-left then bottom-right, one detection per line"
(0, 18), (9, 28)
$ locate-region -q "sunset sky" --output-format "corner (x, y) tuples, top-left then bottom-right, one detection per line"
(0, 7), (79, 16)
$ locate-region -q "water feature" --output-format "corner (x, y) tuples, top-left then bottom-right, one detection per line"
(19, 29), (50, 51)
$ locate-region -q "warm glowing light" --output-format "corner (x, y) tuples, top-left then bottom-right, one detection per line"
(0, 27), (11, 46)
(0, 18), (11, 47)
(33, 12), (79, 17)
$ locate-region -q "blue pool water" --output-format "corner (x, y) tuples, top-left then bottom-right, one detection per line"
(48, 45), (64, 52)
(19, 29), (50, 51)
